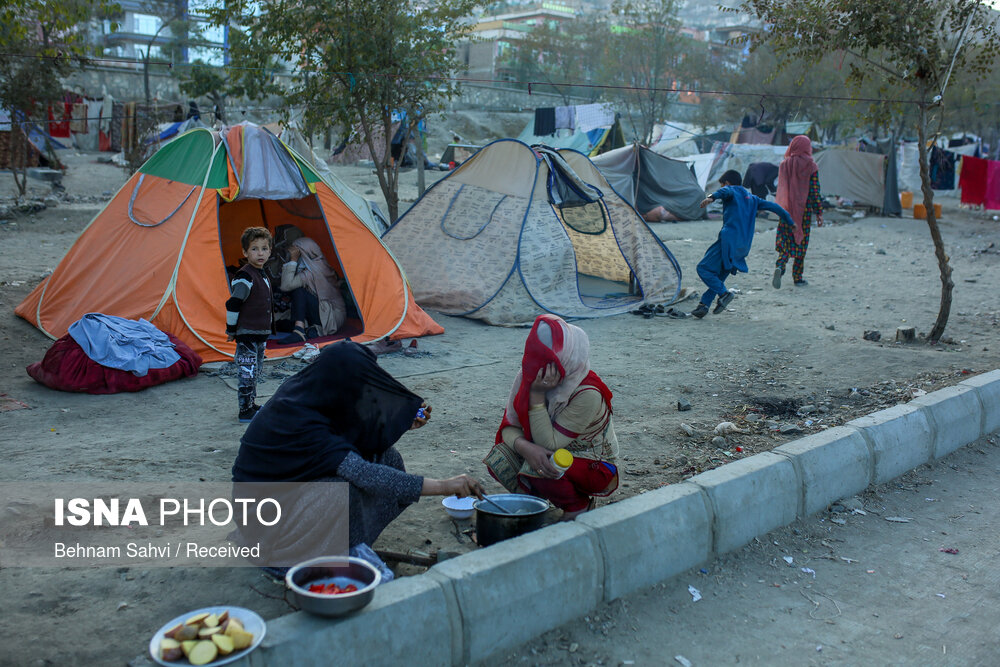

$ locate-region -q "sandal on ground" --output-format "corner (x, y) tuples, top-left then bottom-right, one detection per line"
(278, 325), (307, 344)
(658, 307), (690, 319)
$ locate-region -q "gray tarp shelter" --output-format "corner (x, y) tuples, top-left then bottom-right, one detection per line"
(815, 148), (889, 209)
(590, 144), (706, 221)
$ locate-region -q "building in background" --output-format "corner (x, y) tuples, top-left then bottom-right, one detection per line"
(459, 2), (579, 82)
(95, 0), (227, 67)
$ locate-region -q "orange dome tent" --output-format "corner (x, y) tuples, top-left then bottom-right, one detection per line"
(16, 123), (443, 362)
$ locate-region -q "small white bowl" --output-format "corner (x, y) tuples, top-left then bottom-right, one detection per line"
(442, 495), (475, 519)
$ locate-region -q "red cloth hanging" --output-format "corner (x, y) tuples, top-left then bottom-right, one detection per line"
(47, 105), (71, 138)
(986, 160), (1000, 211)
(959, 155), (987, 206)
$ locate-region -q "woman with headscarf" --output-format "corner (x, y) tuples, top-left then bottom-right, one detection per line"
(232, 342), (483, 576)
(279, 237), (347, 343)
(483, 315), (619, 520)
(774, 135), (824, 288)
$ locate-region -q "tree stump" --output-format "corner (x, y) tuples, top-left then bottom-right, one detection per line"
(896, 326), (916, 343)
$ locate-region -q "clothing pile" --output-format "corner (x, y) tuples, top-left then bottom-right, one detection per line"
(26, 313), (201, 394)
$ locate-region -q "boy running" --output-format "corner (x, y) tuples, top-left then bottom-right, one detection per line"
(692, 170), (793, 318)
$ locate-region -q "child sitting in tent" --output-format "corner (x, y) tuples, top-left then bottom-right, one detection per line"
(226, 227), (274, 423)
(692, 170), (793, 319)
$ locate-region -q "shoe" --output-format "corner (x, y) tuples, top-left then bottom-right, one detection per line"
(713, 291), (735, 314)
(305, 325), (320, 339)
(772, 268), (783, 289)
(794, 279), (809, 286)
(238, 404), (261, 423)
(278, 325), (307, 345)
(692, 303), (709, 319)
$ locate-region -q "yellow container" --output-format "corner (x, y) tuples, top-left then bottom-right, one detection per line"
(900, 191), (913, 208)
(551, 449), (574, 478)
(913, 202), (942, 219)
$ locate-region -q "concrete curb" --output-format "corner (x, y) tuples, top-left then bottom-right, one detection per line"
(130, 371), (1000, 666)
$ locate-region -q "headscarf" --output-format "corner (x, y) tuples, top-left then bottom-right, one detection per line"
(291, 237), (341, 304)
(232, 342), (423, 482)
(776, 135), (819, 244)
(495, 314), (612, 444)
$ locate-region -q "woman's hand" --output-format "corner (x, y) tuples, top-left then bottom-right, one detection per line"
(288, 246), (301, 261)
(816, 215), (824, 228)
(409, 402), (431, 430)
(529, 363), (561, 406)
(514, 437), (561, 478)
(422, 474), (484, 499)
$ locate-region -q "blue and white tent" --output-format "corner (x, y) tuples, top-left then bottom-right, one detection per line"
(382, 139), (682, 325)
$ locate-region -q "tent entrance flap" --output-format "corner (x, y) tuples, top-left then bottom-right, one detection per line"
(555, 201), (643, 309)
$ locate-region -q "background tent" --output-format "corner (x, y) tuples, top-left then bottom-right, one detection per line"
(591, 144), (706, 221)
(382, 139), (681, 325)
(815, 148), (887, 209)
(516, 117), (625, 157)
(16, 123), (442, 362)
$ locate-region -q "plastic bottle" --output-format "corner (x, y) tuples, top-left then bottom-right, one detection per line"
(550, 449), (573, 478)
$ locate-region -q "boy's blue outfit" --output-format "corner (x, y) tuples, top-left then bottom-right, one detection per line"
(697, 185), (793, 309)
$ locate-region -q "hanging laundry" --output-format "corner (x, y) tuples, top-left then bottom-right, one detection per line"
(574, 103), (615, 134)
(959, 155), (987, 206)
(985, 160), (1000, 211)
(554, 106), (574, 130)
(533, 107), (556, 136)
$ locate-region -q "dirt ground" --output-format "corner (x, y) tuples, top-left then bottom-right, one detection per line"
(1, 141), (999, 666)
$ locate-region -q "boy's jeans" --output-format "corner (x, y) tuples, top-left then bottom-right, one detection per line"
(696, 240), (730, 306)
(235, 338), (266, 412)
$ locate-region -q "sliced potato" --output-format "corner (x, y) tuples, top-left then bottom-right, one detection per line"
(187, 640), (218, 666)
(163, 623), (183, 639)
(181, 640), (198, 658)
(228, 626), (254, 650)
(203, 613), (219, 628)
(223, 618), (244, 636)
(217, 610), (229, 626)
(174, 624), (199, 641)
(184, 612), (210, 626)
(212, 633), (235, 656)
(159, 638), (183, 662)
(197, 625), (222, 638)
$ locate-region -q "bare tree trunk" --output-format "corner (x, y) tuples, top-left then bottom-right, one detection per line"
(143, 51), (151, 107)
(915, 103), (953, 343)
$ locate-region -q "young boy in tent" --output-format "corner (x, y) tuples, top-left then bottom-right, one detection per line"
(226, 227), (274, 422)
(692, 170), (794, 319)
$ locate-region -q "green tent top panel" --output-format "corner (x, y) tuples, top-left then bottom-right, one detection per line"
(293, 154), (322, 184)
(139, 129), (218, 186)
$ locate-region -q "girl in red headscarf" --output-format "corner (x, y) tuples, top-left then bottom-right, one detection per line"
(483, 315), (619, 519)
(774, 135), (824, 287)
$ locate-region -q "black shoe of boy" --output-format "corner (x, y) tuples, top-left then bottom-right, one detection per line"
(794, 279), (809, 286)
(238, 404), (261, 423)
(713, 291), (735, 314)
(692, 303), (709, 319)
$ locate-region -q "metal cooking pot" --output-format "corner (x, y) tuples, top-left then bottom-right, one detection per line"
(474, 493), (549, 547)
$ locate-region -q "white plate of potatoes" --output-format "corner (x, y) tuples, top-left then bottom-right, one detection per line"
(148, 606), (265, 666)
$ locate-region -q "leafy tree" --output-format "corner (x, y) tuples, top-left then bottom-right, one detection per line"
(0, 0), (110, 196)
(713, 46), (846, 142)
(735, 0), (1000, 342)
(214, 0), (476, 221)
(603, 0), (685, 143)
(508, 19), (606, 104)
